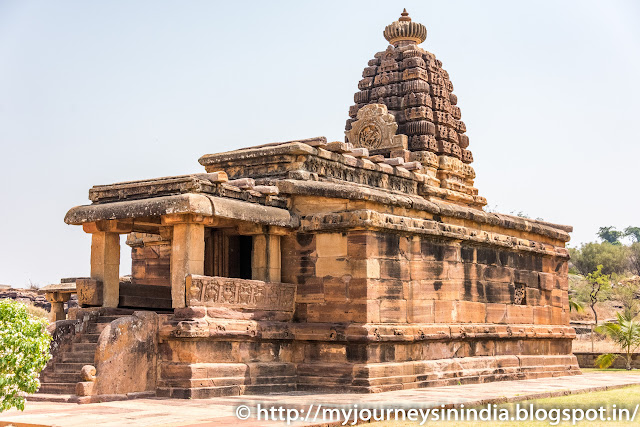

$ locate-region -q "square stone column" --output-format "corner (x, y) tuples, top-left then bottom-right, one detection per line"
(252, 234), (267, 281)
(170, 222), (205, 308)
(266, 234), (281, 282)
(251, 232), (281, 282)
(90, 232), (121, 308)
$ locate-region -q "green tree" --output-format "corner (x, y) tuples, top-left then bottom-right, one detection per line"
(624, 226), (640, 243)
(628, 242), (640, 276)
(595, 311), (640, 370)
(569, 242), (628, 276)
(586, 265), (611, 326)
(613, 279), (640, 319)
(0, 299), (51, 412)
(598, 226), (623, 244)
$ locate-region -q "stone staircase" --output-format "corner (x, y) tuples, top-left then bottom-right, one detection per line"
(38, 311), (132, 395)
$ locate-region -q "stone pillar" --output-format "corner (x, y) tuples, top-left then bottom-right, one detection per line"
(252, 234), (267, 281)
(266, 234), (281, 283)
(251, 233), (281, 282)
(90, 232), (121, 308)
(170, 222), (205, 308)
(45, 292), (71, 322)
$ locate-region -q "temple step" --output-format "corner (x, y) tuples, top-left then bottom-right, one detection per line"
(41, 371), (82, 384)
(60, 352), (95, 363)
(38, 382), (76, 394)
(38, 310), (142, 395)
(86, 322), (109, 334)
(55, 362), (87, 373)
(71, 342), (98, 353)
(77, 333), (101, 343)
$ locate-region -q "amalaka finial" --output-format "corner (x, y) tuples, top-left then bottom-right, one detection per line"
(383, 9), (427, 46)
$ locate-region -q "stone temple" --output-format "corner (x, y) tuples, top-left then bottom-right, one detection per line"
(40, 11), (579, 400)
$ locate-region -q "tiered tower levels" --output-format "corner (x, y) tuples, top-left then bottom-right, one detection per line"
(346, 11), (473, 165)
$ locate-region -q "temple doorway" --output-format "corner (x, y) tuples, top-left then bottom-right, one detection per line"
(204, 229), (252, 280)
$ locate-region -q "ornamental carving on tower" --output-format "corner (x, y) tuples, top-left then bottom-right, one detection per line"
(345, 103), (400, 153)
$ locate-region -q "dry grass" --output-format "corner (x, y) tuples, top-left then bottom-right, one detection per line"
(570, 300), (621, 323)
(26, 304), (50, 322)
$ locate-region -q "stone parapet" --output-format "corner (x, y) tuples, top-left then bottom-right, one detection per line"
(87, 173), (287, 209)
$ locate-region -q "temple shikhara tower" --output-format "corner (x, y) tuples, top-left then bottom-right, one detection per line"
(41, 11), (579, 400)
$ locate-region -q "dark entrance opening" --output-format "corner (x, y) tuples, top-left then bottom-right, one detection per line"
(204, 229), (253, 279)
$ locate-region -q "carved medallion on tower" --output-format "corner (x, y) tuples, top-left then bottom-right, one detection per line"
(358, 123), (382, 148)
(346, 104), (406, 154)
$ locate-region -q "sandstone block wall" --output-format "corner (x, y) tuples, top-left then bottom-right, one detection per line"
(129, 238), (171, 287)
(283, 230), (569, 328)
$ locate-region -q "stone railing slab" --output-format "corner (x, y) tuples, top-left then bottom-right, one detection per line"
(185, 275), (296, 313)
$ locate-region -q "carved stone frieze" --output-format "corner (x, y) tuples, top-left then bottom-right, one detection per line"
(186, 275), (296, 312)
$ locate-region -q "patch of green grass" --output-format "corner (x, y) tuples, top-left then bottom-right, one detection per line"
(582, 368), (640, 375)
(369, 385), (640, 426)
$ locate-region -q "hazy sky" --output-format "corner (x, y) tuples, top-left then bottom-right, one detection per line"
(1, 1), (639, 287)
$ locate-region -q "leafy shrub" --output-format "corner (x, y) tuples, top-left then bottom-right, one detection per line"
(0, 299), (51, 411)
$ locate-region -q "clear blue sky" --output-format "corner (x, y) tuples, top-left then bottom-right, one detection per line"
(1, 1), (639, 287)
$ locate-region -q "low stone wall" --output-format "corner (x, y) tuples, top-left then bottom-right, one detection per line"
(575, 352), (640, 369)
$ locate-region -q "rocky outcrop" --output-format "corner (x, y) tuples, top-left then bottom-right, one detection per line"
(0, 288), (52, 311)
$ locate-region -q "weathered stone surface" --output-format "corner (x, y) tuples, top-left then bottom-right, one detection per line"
(345, 104), (400, 154)
(325, 141), (354, 153)
(76, 381), (94, 397)
(81, 365), (96, 381)
(76, 279), (103, 307)
(94, 311), (159, 395)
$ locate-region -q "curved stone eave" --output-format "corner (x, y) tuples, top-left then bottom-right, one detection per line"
(64, 193), (299, 229)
